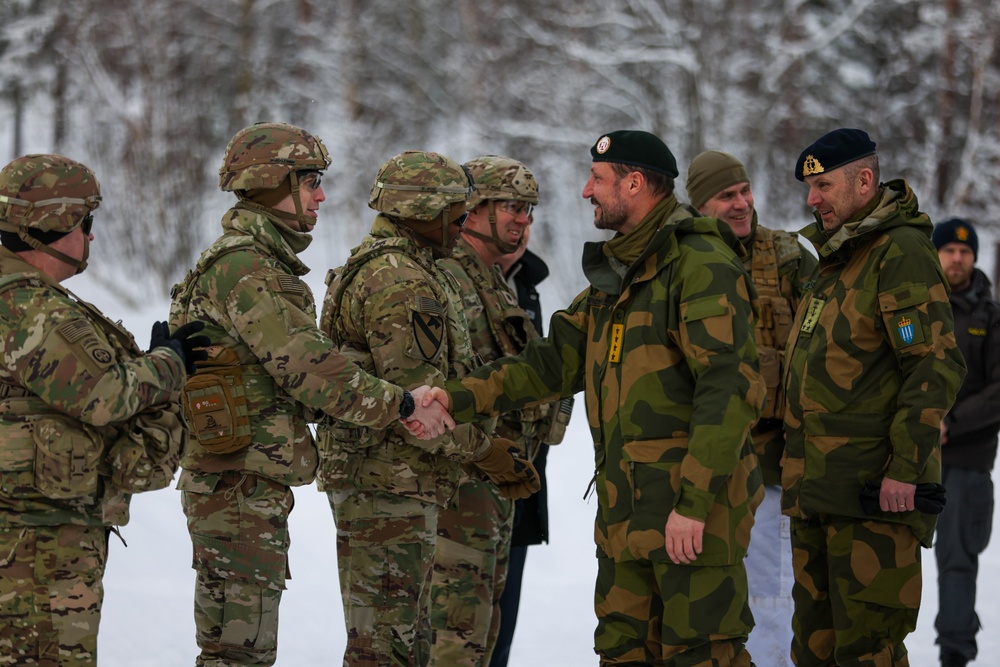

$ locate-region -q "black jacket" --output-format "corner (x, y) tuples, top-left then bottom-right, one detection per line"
(944, 268), (1000, 471)
(505, 248), (550, 545)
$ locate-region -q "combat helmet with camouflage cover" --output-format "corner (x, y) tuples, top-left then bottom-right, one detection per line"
(369, 150), (473, 253)
(463, 155), (538, 254)
(0, 153), (102, 274)
(219, 122), (330, 227)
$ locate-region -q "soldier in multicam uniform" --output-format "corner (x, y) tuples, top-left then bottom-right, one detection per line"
(784, 128), (967, 666)
(436, 156), (568, 666)
(686, 150), (817, 666)
(490, 216), (567, 667)
(0, 154), (204, 665)
(316, 150), (539, 667)
(168, 125), (453, 667)
(420, 130), (765, 666)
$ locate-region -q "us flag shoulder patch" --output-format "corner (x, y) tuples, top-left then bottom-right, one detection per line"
(57, 319), (95, 344)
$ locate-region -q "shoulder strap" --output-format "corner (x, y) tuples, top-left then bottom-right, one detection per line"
(320, 237), (408, 334)
(170, 236), (258, 325)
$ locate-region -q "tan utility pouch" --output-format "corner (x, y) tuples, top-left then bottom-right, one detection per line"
(181, 347), (252, 454)
(542, 397), (574, 445)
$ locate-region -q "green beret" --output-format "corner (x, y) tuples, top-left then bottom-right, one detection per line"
(685, 151), (750, 210)
(590, 130), (678, 178)
(795, 128), (876, 182)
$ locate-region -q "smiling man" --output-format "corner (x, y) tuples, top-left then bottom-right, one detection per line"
(419, 130), (766, 666)
(687, 150), (816, 666)
(317, 150), (538, 667)
(433, 155), (553, 665)
(783, 128), (967, 666)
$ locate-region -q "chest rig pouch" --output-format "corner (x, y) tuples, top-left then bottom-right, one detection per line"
(181, 346), (253, 454)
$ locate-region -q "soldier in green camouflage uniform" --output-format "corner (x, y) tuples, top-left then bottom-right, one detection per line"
(687, 150), (817, 666)
(169, 125), (453, 667)
(422, 131), (765, 666)
(317, 150), (539, 667)
(434, 156), (565, 665)
(784, 128), (967, 666)
(0, 155), (201, 665)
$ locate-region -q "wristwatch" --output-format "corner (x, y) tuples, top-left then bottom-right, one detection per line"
(398, 390), (415, 420)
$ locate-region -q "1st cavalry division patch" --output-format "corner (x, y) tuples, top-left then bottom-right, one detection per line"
(411, 297), (445, 361)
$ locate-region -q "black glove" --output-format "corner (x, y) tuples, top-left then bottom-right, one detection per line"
(859, 480), (947, 515)
(148, 321), (210, 375)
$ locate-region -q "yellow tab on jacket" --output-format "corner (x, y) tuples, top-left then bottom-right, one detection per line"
(608, 324), (624, 363)
(799, 296), (825, 335)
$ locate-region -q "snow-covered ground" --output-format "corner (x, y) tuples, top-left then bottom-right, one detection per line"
(74, 241), (998, 666)
(97, 406), (1000, 666)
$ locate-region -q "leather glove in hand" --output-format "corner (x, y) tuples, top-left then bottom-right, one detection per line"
(473, 437), (540, 500)
(148, 321), (210, 375)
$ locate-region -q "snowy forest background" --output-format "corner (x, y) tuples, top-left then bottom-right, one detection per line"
(3, 0), (1000, 304)
(2, 1), (1000, 665)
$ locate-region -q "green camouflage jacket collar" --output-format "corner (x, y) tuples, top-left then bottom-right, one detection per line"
(803, 179), (930, 261)
(582, 196), (737, 295)
(223, 205), (311, 276)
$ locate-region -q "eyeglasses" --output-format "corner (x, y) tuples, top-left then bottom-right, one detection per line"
(495, 200), (533, 218)
(81, 214), (94, 235)
(452, 212), (469, 228)
(301, 174), (323, 191)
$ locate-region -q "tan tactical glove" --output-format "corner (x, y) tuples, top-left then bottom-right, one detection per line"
(473, 437), (540, 500)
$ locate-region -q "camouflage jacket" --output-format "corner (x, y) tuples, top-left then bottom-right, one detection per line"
(317, 215), (491, 507)
(446, 197), (765, 565)
(0, 248), (186, 527)
(169, 204), (404, 487)
(739, 218), (817, 484)
(438, 239), (547, 457)
(782, 179), (967, 546)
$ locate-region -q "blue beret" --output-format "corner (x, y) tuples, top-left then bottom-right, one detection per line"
(590, 130), (679, 178)
(932, 217), (979, 259)
(795, 128), (877, 182)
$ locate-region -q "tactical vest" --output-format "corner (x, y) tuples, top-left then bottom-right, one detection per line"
(747, 227), (800, 421)
(170, 237), (296, 462)
(441, 247), (557, 456)
(316, 238), (484, 506)
(448, 249), (538, 359)
(0, 264), (181, 526)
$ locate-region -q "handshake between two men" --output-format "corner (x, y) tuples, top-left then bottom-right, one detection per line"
(401, 385), (540, 501)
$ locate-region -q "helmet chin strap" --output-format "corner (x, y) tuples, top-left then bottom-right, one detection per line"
(17, 226), (88, 274)
(235, 172), (315, 228)
(460, 201), (520, 254)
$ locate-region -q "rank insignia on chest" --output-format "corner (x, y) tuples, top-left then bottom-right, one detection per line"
(889, 311), (924, 348)
(608, 323), (624, 363)
(799, 296), (825, 335)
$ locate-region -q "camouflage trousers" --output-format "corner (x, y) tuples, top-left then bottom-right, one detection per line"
(0, 524), (107, 666)
(790, 516), (920, 667)
(594, 552), (754, 666)
(429, 477), (513, 667)
(329, 487), (439, 667)
(179, 470), (293, 667)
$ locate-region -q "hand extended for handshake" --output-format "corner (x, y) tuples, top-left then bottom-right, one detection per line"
(402, 385), (455, 439)
(401, 386), (539, 500)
